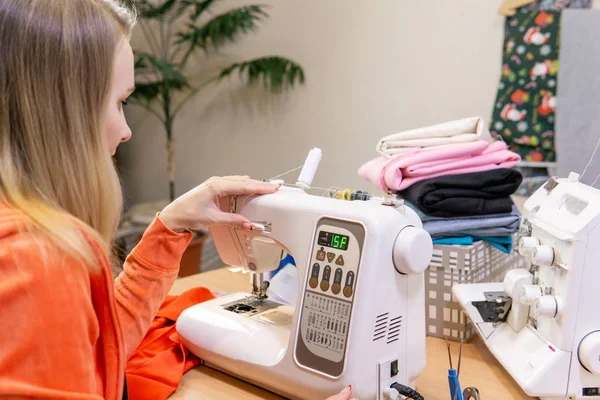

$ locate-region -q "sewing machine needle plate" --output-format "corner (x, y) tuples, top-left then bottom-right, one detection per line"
(221, 297), (281, 316)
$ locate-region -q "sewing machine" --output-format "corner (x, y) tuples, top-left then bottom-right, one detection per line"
(453, 172), (600, 399)
(176, 148), (434, 400)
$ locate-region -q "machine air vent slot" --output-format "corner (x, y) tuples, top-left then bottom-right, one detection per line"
(373, 312), (388, 341)
(387, 316), (402, 344)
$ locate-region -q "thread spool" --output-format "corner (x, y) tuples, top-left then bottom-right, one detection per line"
(325, 187), (374, 202)
(296, 148), (322, 189)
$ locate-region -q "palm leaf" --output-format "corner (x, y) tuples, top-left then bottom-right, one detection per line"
(129, 82), (162, 102)
(175, 5), (268, 52)
(188, 0), (217, 20)
(169, 0), (216, 21)
(135, 0), (178, 19)
(218, 56), (305, 91)
(134, 52), (190, 89)
(134, 51), (153, 70)
(132, 52), (191, 104)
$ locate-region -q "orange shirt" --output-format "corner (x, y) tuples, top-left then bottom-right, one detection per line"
(0, 205), (192, 399)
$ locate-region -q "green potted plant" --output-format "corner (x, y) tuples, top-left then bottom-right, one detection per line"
(128, 0), (305, 275)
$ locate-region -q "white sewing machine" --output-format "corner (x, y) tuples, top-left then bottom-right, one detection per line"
(176, 148), (434, 400)
(453, 172), (600, 399)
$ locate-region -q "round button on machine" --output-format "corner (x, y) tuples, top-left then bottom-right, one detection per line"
(331, 283), (341, 295)
(331, 268), (343, 295)
(309, 263), (320, 289)
(343, 285), (353, 298)
(520, 285), (543, 305)
(532, 245), (556, 267)
(343, 271), (355, 298)
(518, 237), (540, 256)
(533, 295), (562, 318)
(320, 265), (332, 292)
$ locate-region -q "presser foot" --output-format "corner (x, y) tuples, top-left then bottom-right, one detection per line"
(252, 280), (270, 299)
(471, 291), (512, 324)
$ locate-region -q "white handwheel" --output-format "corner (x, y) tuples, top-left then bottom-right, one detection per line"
(392, 226), (433, 275)
(579, 331), (600, 375)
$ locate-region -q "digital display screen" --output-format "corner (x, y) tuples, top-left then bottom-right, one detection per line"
(318, 231), (349, 251)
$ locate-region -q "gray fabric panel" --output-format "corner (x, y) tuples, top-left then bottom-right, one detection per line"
(556, 10), (600, 187)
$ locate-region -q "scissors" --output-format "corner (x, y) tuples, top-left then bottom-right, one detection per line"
(446, 338), (481, 400)
(463, 387), (481, 400)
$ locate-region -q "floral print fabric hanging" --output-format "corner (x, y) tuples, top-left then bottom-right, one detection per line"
(490, 9), (561, 163)
(490, 1), (590, 163)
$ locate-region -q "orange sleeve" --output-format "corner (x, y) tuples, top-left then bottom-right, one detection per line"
(114, 213), (193, 359)
(0, 232), (104, 399)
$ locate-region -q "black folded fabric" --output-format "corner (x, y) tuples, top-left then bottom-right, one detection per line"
(397, 168), (523, 218)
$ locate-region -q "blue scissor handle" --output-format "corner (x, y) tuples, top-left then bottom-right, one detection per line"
(448, 369), (463, 400)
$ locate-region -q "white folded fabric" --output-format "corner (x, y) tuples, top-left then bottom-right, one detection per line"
(376, 116), (493, 157)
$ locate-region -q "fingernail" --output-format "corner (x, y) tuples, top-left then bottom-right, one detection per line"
(341, 386), (351, 395)
(242, 223), (253, 231)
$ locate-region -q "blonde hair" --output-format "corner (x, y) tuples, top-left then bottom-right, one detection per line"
(0, 0), (137, 266)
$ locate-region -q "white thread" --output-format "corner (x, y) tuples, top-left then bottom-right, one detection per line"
(268, 165), (303, 181)
(580, 135), (600, 181)
(277, 183), (375, 200)
(279, 182), (337, 193)
(592, 172), (600, 188)
(322, 186), (339, 196)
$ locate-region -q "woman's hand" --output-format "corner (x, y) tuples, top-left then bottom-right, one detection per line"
(326, 386), (357, 400)
(158, 176), (279, 233)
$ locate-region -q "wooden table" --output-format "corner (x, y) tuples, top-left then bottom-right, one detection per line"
(168, 267), (536, 400)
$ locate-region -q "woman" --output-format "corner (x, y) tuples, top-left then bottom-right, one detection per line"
(0, 1), (356, 399)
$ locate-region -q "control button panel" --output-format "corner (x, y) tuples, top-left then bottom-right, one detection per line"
(306, 236), (360, 302)
(295, 218), (365, 377)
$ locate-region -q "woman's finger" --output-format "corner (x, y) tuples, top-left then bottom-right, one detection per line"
(325, 386), (352, 400)
(210, 211), (252, 231)
(220, 175), (252, 182)
(210, 180), (279, 198)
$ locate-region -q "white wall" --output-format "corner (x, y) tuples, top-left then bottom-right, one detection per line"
(120, 0), (525, 204)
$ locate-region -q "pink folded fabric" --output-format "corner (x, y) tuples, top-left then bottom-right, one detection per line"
(358, 140), (521, 192)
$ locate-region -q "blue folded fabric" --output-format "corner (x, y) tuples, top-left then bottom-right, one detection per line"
(406, 201), (521, 239)
(432, 235), (513, 253)
(270, 253), (296, 278)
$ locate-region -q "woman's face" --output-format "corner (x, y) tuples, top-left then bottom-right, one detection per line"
(106, 38), (135, 156)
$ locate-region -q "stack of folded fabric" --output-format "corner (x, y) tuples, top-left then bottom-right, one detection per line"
(359, 117), (523, 253)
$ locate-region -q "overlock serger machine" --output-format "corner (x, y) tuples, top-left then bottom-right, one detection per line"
(176, 148), (434, 400)
(453, 172), (600, 399)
